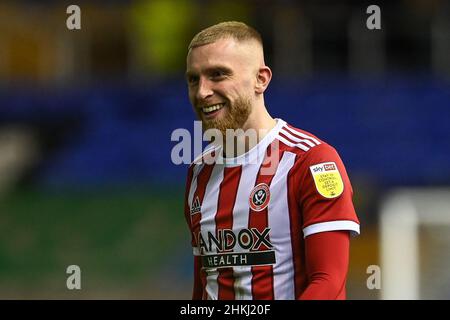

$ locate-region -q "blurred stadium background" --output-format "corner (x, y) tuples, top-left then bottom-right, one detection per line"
(0, 0), (449, 299)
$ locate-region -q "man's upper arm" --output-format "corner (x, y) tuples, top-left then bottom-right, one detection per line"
(297, 143), (360, 238)
(294, 143), (359, 299)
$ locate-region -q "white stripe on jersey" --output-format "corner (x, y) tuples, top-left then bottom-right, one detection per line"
(231, 153), (266, 300)
(276, 135), (310, 152)
(284, 125), (321, 145)
(205, 269), (219, 300)
(201, 164), (224, 299)
(280, 128), (316, 148)
(267, 151), (297, 300)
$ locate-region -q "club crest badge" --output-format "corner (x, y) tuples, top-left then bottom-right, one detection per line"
(309, 162), (344, 198)
(249, 183), (271, 211)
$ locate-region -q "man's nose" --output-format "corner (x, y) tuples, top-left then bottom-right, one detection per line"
(196, 79), (214, 100)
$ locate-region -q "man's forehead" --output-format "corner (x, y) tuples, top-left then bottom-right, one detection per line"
(187, 37), (262, 69)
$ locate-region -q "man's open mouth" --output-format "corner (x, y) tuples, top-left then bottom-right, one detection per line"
(202, 103), (226, 116)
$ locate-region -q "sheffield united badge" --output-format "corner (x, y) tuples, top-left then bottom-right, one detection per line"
(249, 183), (271, 211)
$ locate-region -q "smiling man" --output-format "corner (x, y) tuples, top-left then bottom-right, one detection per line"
(183, 21), (360, 300)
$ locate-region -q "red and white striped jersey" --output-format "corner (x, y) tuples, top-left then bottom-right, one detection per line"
(184, 119), (360, 300)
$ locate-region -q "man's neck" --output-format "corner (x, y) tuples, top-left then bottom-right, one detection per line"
(222, 106), (277, 158)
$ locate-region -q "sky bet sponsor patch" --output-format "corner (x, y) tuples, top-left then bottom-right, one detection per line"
(309, 162), (344, 198)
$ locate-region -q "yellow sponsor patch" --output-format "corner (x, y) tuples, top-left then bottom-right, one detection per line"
(309, 162), (344, 198)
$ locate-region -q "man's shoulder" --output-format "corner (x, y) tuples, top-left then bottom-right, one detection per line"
(278, 121), (327, 151)
(279, 121), (340, 161)
(280, 123), (341, 168)
(283, 122), (324, 144)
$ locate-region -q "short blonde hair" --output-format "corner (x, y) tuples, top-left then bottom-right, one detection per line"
(188, 21), (263, 51)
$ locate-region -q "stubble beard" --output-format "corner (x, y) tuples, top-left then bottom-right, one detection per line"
(198, 95), (252, 139)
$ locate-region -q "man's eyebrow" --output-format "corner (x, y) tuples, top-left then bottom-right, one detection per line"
(185, 66), (232, 78)
(206, 66), (232, 74)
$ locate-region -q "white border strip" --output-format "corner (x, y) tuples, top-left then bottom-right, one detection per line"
(303, 220), (360, 238)
(380, 192), (418, 300)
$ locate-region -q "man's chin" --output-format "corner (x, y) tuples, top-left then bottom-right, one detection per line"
(202, 122), (226, 134)
(200, 117), (226, 131)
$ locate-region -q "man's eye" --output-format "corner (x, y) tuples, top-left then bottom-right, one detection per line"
(211, 71), (226, 79)
(188, 77), (199, 85)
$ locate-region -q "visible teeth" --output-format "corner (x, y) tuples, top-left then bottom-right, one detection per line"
(202, 103), (224, 113)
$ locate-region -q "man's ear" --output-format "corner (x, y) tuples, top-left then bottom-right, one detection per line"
(255, 66), (272, 94)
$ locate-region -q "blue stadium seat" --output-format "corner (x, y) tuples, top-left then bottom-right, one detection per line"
(2, 77), (448, 188)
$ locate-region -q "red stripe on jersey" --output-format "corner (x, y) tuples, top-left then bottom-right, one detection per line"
(185, 165), (204, 299)
(191, 164), (215, 300)
(191, 164), (215, 240)
(215, 166), (242, 300)
(184, 165), (195, 238)
(249, 142), (283, 299)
